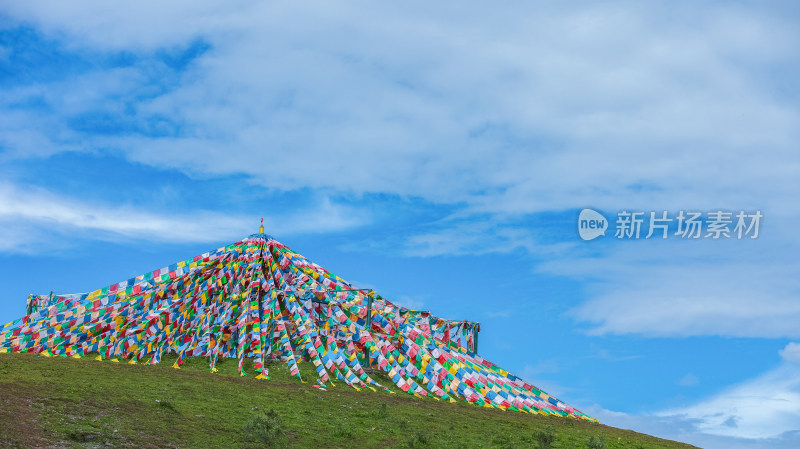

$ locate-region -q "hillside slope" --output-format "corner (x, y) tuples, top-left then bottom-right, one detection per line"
(0, 353), (697, 449)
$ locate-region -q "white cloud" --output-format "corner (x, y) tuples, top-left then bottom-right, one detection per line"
(484, 308), (515, 319)
(1, 1), (237, 51)
(517, 371), (571, 400)
(657, 363), (800, 440)
(590, 347), (800, 445)
(589, 404), (800, 449)
(1, 1), (798, 213)
(780, 342), (800, 365)
(400, 216), (575, 257)
(588, 348), (640, 362)
(394, 295), (425, 311)
(600, 344), (800, 445)
(403, 221), (539, 257)
(0, 182), (368, 252)
(548, 224), (800, 338)
(678, 373), (700, 387)
(520, 360), (560, 376)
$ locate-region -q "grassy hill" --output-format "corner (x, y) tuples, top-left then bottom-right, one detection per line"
(0, 353), (697, 449)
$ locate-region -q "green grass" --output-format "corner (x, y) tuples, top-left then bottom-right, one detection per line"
(0, 353), (698, 449)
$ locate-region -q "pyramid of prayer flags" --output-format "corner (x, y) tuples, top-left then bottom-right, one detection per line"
(0, 231), (595, 422)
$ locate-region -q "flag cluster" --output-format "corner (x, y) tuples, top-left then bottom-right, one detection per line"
(0, 232), (594, 421)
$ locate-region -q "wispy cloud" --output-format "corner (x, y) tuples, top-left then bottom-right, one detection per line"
(395, 295), (426, 311)
(656, 344), (800, 440)
(589, 404), (800, 449)
(518, 369), (572, 400)
(545, 223), (800, 338)
(520, 360), (560, 376)
(779, 343), (800, 365)
(587, 348), (641, 362)
(589, 343), (800, 445)
(400, 214), (577, 257)
(403, 220), (541, 257)
(484, 308), (515, 319)
(0, 182), (368, 252)
(677, 373), (700, 387)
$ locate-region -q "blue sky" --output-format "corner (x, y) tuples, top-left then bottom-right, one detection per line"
(1, 1), (799, 447)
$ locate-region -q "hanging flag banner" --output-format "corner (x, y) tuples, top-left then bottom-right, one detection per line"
(0, 229), (595, 422)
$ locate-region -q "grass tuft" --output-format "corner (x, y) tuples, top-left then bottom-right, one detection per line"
(533, 426), (557, 448)
(331, 423), (354, 438)
(375, 402), (389, 419)
(244, 409), (286, 447)
(405, 431), (431, 448)
(587, 434), (607, 449)
(156, 399), (177, 412)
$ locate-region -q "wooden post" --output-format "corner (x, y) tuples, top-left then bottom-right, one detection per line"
(365, 292), (374, 332)
(363, 290), (374, 367)
(473, 323), (479, 354)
